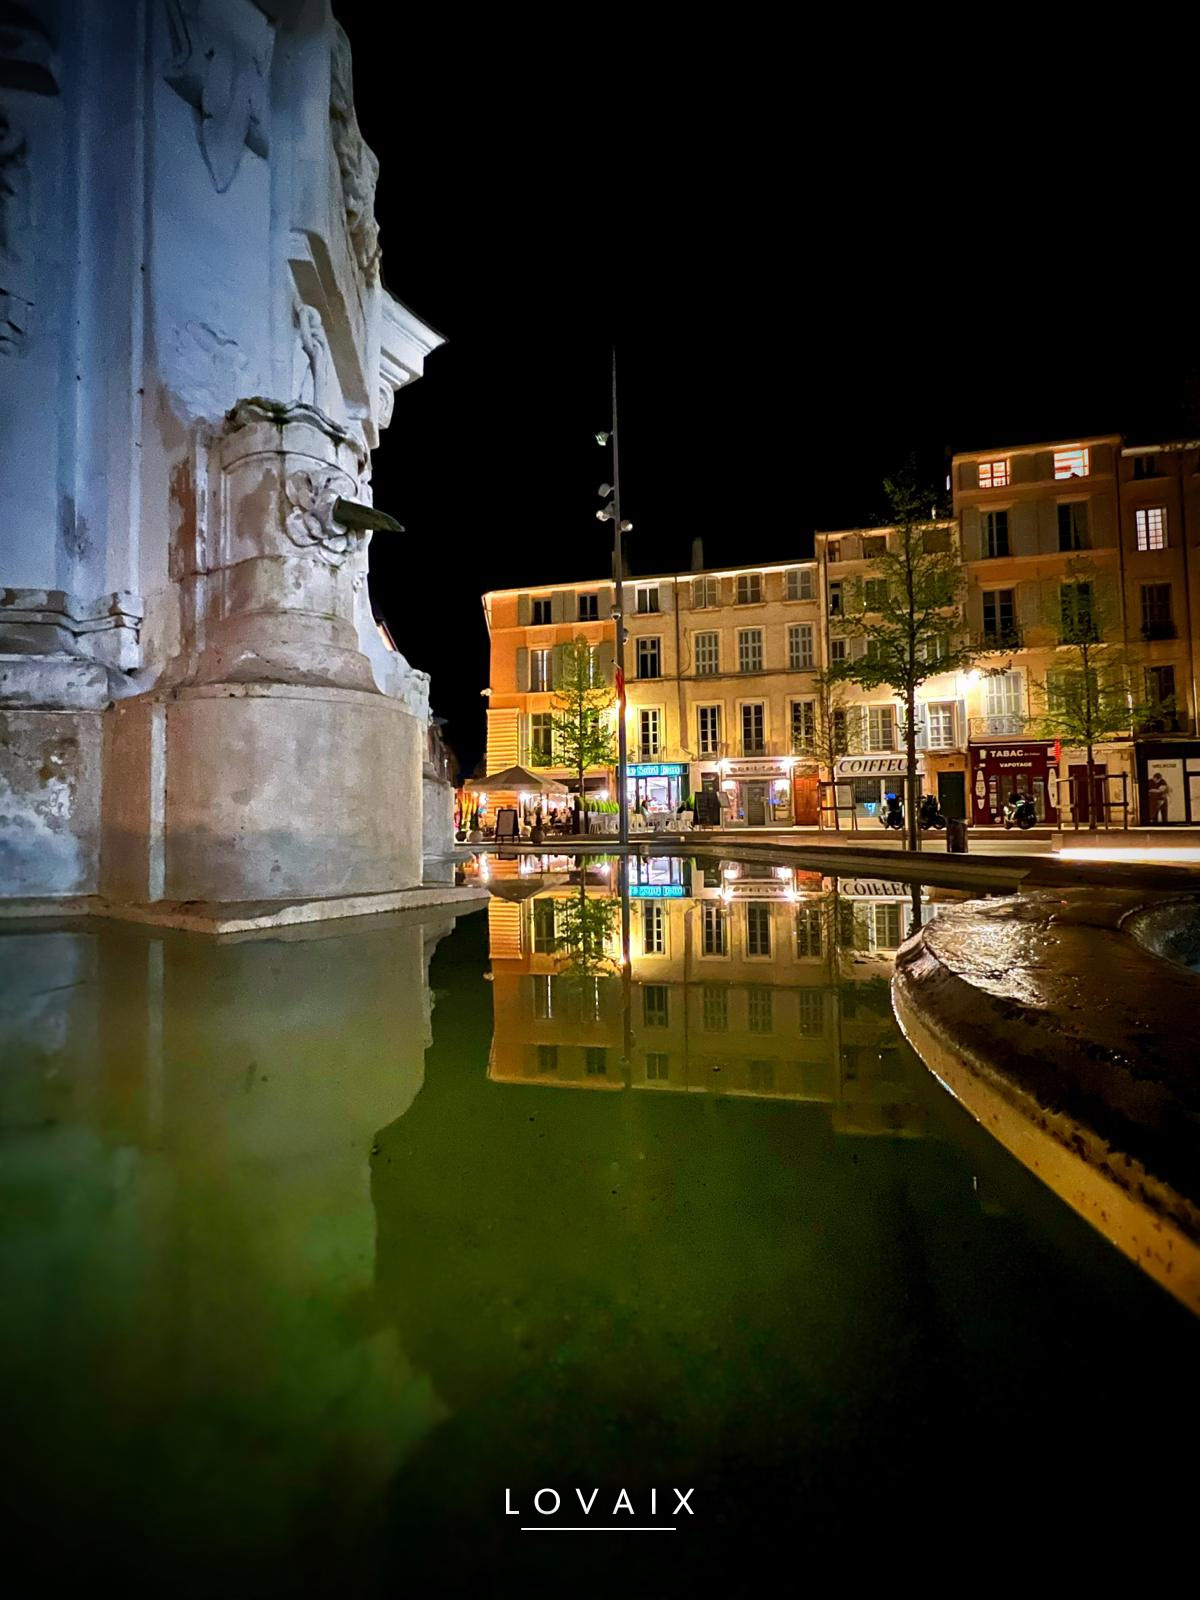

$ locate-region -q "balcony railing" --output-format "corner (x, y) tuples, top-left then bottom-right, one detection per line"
(979, 626), (1023, 651)
(969, 714), (1025, 738)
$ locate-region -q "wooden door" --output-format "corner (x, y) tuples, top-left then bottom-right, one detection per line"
(792, 774), (819, 824)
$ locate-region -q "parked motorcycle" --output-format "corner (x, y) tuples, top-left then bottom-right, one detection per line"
(880, 792), (905, 830)
(918, 794), (947, 830)
(1002, 792), (1037, 830)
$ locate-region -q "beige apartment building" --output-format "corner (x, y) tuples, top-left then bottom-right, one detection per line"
(481, 430), (1200, 830)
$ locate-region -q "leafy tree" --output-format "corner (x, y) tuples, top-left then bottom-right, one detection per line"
(549, 883), (621, 985)
(827, 476), (982, 850)
(528, 635), (617, 826)
(1027, 558), (1136, 829)
(791, 671), (861, 829)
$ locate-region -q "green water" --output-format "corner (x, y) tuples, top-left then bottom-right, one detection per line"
(1, 867), (1197, 1595)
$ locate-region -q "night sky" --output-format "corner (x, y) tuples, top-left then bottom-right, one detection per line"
(336, 6), (1197, 774)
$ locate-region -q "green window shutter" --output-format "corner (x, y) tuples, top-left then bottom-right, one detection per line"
(516, 646), (529, 692)
(552, 589), (571, 623)
(551, 644), (565, 689)
(518, 594), (531, 626)
(596, 640), (615, 682)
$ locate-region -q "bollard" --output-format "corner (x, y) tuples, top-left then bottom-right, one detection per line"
(946, 818), (968, 853)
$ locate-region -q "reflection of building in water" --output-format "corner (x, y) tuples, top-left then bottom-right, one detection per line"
(486, 862), (934, 1136)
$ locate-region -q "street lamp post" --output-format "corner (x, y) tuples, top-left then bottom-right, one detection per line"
(596, 349), (633, 847)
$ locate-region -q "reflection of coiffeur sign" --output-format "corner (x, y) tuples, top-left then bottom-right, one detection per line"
(628, 884), (687, 899)
(837, 879), (908, 898)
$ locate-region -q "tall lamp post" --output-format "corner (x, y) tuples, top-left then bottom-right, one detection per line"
(596, 350), (633, 846)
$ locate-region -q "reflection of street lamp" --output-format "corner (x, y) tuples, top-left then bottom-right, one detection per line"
(596, 352), (631, 847)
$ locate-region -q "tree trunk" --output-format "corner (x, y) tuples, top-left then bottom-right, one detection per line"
(1086, 745), (1097, 832)
(906, 687), (920, 852)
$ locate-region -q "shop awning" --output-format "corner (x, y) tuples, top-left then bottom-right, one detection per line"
(462, 765), (569, 794)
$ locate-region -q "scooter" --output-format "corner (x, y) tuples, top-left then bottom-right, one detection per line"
(880, 792), (905, 830)
(918, 794), (947, 830)
(1002, 793), (1037, 830)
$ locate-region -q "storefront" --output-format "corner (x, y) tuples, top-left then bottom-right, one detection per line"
(968, 740), (1059, 824)
(625, 761), (689, 818)
(716, 756), (794, 826)
(1135, 741), (1200, 826)
(832, 754), (922, 827)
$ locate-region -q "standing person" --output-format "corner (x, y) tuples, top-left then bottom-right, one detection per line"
(1147, 772), (1170, 825)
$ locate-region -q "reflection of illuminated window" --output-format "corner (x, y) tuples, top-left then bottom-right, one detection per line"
(645, 1053), (669, 1081)
(797, 990), (824, 1035)
(873, 903), (903, 949)
(643, 985), (669, 1027)
(702, 985), (727, 1031)
(748, 987), (773, 1034)
(537, 1044), (558, 1073)
(642, 902), (665, 955)
(532, 898), (556, 952)
(585, 1048), (607, 1076)
(795, 905), (823, 957)
(702, 903), (727, 956)
(532, 974), (554, 1020)
(746, 904), (772, 957)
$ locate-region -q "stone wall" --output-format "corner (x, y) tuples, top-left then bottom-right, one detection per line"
(0, 2), (443, 909)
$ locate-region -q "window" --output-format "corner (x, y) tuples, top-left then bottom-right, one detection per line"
(830, 637), (848, 663)
(748, 987), (773, 1034)
(1057, 502), (1089, 551)
(867, 705), (896, 751)
(926, 702), (955, 749)
(791, 699), (815, 753)
(537, 1043), (558, 1074)
(874, 903), (903, 950)
(643, 985), (669, 1028)
(982, 509), (1010, 558)
(863, 578), (889, 610)
(746, 904), (772, 957)
(828, 581), (843, 615)
(642, 902), (665, 956)
(738, 628), (763, 673)
(982, 589), (1017, 644)
(585, 1048), (608, 1076)
(983, 670), (1023, 722)
(645, 1053), (669, 1081)
(532, 897), (557, 952)
(922, 527), (951, 553)
(1135, 506), (1167, 551)
(702, 902), (727, 956)
(921, 632), (949, 667)
(1132, 454), (1158, 480)
(741, 703), (765, 755)
(978, 458), (1010, 489)
(1145, 665), (1176, 707)
(529, 648), (552, 691)
(796, 990), (824, 1036)
(531, 597), (552, 624)
(578, 592), (599, 620)
(736, 573), (763, 605)
(832, 708), (849, 747)
(702, 985), (728, 1031)
(827, 541), (841, 563)
(697, 704), (722, 755)
(788, 623), (814, 669)
(636, 585), (660, 615)
(1054, 447), (1090, 480)
(636, 636), (661, 678)
(862, 534), (888, 557)
(694, 631), (720, 675)
(786, 567), (814, 600)
(1060, 581), (1098, 642)
(692, 576), (718, 608)
(638, 707), (661, 758)
(1141, 583), (1174, 639)
(529, 712), (554, 760)
(795, 904), (823, 957)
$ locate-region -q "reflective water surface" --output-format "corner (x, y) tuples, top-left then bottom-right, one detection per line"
(2, 857), (1198, 1594)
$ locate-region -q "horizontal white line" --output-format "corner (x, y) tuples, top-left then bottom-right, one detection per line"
(520, 1527), (677, 1532)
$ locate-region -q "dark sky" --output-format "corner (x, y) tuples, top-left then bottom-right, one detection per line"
(334, 6), (1197, 774)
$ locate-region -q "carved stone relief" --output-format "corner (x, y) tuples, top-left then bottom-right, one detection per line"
(329, 24), (380, 281)
(283, 467), (361, 566)
(162, 0), (271, 193)
(296, 302), (332, 413)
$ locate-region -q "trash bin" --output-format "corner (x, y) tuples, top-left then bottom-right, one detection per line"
(946, 818), (968, 853)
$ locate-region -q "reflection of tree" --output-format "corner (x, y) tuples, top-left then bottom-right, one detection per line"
(549, 882), (620, 984)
